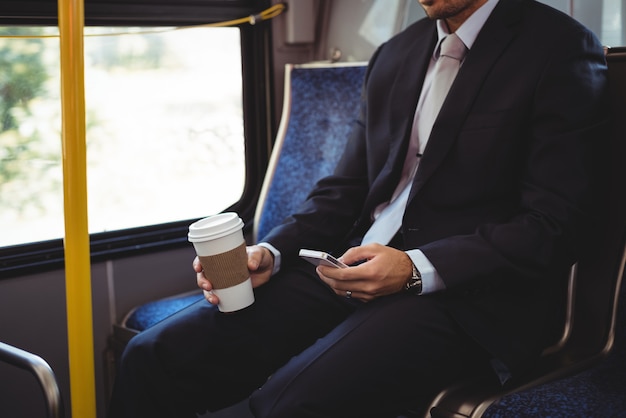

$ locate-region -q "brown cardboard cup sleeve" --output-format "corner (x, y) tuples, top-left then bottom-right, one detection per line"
(198, 243), (249, 289)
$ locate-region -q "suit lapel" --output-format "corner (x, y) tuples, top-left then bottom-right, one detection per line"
(362, 26), (438, 215)
(408, 0), (523, 202)
(387, 28), (437, 151)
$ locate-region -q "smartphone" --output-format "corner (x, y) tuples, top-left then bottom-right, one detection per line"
(299, 249), (348, 268)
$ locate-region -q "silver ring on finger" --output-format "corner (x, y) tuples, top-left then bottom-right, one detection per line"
(345, 290), (352, 299)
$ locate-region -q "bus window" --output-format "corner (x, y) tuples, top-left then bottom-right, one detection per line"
(0, 26), (244, 247)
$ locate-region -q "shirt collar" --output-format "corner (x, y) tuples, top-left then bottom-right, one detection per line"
(434, 0), (500, 56)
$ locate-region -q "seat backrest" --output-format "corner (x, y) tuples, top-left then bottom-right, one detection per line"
(568, 46), (626, 359)
(253, 62), (367, 242)
(426, 46), (626, 418)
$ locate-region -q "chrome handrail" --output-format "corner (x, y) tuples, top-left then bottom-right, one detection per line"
(0, 341), (64, 418)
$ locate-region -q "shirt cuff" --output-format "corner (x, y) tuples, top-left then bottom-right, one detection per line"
(406, 249), (446, 294)
(257, 242), (281, 276)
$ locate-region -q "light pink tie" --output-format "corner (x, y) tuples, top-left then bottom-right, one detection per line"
(361, 33), (467, 246)
(419, 33), (468, 136)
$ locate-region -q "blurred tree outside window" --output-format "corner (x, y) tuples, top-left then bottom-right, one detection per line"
(0, 28), (62, 246)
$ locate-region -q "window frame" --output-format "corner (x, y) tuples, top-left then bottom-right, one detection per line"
(0, 0), (275, 279)
(1, 0), (258, 26)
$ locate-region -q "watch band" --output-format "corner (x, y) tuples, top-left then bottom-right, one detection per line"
(404, 263), (423, 294)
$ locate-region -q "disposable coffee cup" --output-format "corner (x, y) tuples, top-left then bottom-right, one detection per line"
(188, 212), (254, 312)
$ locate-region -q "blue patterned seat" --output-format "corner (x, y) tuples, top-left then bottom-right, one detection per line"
(254, 63), (368, 242)
(116, 63), (367, 335)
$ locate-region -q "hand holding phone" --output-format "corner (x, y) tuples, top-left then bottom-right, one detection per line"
(299, 249), (348, 268)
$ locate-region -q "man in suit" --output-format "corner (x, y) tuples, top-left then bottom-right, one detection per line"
(109, 0), (610, 417)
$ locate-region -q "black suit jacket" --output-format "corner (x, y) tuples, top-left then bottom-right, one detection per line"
(263, 0), (610, 374)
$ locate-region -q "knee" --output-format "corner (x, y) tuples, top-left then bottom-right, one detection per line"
(118, 332), (159, 377)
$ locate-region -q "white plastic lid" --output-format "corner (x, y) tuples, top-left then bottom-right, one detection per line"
(187, 212), (243, 243)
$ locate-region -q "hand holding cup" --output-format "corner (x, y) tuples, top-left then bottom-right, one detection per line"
(195, 245), (274, 305)
(188, 213), (254, 312)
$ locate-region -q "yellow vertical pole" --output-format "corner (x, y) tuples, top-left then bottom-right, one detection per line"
(58, 0), (97, 416)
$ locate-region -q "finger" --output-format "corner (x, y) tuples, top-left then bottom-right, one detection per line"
(335, 288), (374, 303)
(203, 289), (219, 305)
(317, 262), (381, 302)
(247, 245), (274, 271)
(194, 256), (213, 292)
(197, 272), (213, 291)
(317, 265), (352, 282)
(192, 256), (203, 272)
(339, 243), (384, 265)
(195, 260), (213, 291)
(246, 246), (262, 270)
(317, 262), (366, 282)
(317, 266), (363, 291)
(250, 246), (276, 275)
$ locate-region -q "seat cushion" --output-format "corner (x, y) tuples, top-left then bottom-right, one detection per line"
(122, 291), (204, 332)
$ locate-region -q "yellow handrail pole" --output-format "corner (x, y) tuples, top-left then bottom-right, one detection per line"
(58, 0), (97, 416)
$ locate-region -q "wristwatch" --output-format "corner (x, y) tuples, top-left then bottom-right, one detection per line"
(404, 263), (423, 294)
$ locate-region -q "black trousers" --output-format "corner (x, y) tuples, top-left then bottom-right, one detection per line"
(108, 262), (492, 418)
